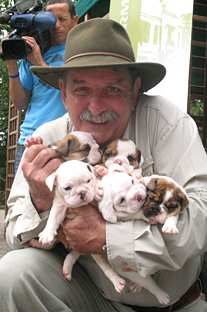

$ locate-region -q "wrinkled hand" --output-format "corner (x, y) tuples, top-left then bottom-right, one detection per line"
(21, 144), (63, 212)
(62, 204), (106, 255)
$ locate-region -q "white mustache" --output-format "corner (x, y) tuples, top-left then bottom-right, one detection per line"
(80, 111), (118, 124)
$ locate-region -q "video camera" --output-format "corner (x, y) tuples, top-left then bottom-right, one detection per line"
(0, 0), (57, 60)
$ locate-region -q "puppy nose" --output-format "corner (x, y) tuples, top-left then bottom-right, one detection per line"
(80, 192), (86, 200)
(114, 159), (122, 165)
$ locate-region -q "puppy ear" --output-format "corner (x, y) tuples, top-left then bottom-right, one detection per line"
(46, 172), (57, 192)
(146, 179), (158, 191)
(178, 190), (189, 211)
(55, 139), (74, 157)
(50, 134), (78, 158)
(98, 185), (117, 223)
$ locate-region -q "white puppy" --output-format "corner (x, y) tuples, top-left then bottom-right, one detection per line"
(38, 160), (101, 246)
(35, 159), (126, 293)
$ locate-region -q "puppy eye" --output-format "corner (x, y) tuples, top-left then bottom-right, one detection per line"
(87, 179), (91, 183)
(64, 186), (71, 191)
(119, 197), (125, 204)
(127, 156), (135, 162)
(132, 179), (134, 184)
(82, 145), (91, 153)
(105, 152), (113, 159)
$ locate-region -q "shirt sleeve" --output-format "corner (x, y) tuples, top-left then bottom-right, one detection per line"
(19, 59), (33, 92)
(107, 100), (207, 278)
(5, 114), (71, 250)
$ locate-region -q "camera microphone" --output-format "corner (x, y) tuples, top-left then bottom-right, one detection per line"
(0, 11), (11, 25)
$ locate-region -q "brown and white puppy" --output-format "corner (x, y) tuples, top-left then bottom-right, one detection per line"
(141, 175), (189, 234)
(24, 131), (102, 165)
(101, 138), (143, 173)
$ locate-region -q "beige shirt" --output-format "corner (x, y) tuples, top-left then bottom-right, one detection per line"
(5, 94), (207, 307)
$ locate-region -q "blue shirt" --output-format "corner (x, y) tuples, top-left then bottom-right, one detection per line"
(18, 44), (67, 145)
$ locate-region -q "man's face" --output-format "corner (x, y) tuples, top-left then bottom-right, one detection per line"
(46, 3), (78, 46)
(59, 67), (141, 146)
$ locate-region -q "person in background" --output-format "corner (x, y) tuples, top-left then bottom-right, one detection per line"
(1, 18), (207, 312)
(1, 0), (78, 175)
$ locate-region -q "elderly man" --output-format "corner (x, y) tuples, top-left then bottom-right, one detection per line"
(1, 18), (207, 312)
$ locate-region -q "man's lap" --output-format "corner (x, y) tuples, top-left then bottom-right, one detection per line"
(0, 246), (134, 312)
(0, 246), (206, 312)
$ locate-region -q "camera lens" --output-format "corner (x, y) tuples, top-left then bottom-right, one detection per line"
(7, 40), (27, 58)
(2, 38), (31, 60)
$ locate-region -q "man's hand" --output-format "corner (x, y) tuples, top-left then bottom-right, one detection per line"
(62, 204), (106, 255)
(22, 36), (47, 66)
(21, 144), (63, 212)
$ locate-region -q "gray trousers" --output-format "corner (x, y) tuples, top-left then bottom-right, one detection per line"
(0, 246), (207, 312)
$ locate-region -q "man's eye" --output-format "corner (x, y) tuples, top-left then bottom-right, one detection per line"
(104, 86), (121, 95)
(74, 87), (90, 95)
(64, 186), (71, 191)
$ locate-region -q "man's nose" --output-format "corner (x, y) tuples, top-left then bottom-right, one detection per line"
(88, 93), (106, 115)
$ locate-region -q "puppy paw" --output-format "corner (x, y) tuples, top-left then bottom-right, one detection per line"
(62, 269), (72, 281)
(94, 165), (108, 177)
(156, 291), (170, 305)
(38, 230), (56, 245)
(114, 278), (126, 293)
(162, 224), (179, 235)
(24, 136), (43, 147)
(130, 282), (142, 293)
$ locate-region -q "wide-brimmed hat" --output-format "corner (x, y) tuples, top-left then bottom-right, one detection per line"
(30, 18), (166, 92)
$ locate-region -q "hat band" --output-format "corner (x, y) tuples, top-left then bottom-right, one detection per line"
(65, 52), (134, 64)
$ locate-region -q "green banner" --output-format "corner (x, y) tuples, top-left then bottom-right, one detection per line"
(109, 0), (194, 112)
(109, 0), (141, 57)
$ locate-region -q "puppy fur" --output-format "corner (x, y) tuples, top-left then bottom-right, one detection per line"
(101, 138), (143, 172)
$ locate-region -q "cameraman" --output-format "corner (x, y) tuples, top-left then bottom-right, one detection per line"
(2, 0), (78, 175)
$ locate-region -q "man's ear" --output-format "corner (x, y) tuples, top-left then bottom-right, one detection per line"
(59, 77), (68, 110)
(72, 14), (79, 26)
(131, 77), (141, 109)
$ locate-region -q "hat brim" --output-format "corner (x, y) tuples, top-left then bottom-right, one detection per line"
(30, 55), (166, 92)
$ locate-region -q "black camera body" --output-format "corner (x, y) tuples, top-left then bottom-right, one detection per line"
(0, 0), (57, 60)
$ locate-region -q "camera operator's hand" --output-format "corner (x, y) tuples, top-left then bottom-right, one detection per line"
(22, 36), (48, 66)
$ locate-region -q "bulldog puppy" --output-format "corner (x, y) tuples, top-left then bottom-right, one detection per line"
(38, 160), (102, 245)
(24, 130), (102, 165)
(141, 175), (189, 234)
(97, 164), (147, 223)
(102, 138), (143, 170)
